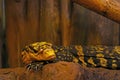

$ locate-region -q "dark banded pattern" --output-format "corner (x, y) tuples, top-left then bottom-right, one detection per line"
(75, 45), (120, 69)
(21, 42), (120, 71)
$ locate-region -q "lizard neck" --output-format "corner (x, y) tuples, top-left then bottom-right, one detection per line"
(52, 45), (82, 63)
(52, 45), (74, 62)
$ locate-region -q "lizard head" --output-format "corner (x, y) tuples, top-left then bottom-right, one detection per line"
(21, 42), (56, 64)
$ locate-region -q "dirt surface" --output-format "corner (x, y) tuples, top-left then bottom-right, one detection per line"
(0, 61), (120, 80)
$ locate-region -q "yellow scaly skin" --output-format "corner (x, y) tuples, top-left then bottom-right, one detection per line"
(21, 42), (120, 71)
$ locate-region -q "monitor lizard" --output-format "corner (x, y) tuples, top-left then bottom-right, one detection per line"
(21, 42), (120, 71)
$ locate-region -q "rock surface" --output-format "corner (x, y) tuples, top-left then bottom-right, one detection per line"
(0, 61), (120, 80)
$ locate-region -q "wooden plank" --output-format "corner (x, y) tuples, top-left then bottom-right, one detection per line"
(5, 0), (40, 67)
(5, 0), (62, 67)
(73, 0), (120, 23)
(5, 0), (25, 67)
(39, 0), (61, 45)
(60, 0), (72, 46)
(71, 3), (119, 45)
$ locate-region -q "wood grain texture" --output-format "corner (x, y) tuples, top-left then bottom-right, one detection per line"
(1, 62), (120, 80)
(71, 3), (119, 45)
(39, 0), (61, 45)
(5, 0), (120, 67)
(60, 0), (72, 46)
(5, 0), (41, 67)
(5, 0), (68, 67)
(73, 0), (120, 23)
(0, 0), (3, 67)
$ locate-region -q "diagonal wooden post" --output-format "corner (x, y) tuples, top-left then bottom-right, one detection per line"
(72, 0), (120, 23)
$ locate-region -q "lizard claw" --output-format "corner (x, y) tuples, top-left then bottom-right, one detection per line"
(26, 62), (44, 71)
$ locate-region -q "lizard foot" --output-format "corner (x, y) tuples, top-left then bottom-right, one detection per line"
(26, 61), (44, 71)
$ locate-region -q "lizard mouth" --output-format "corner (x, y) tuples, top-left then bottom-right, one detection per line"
(47, 55), (56, 60)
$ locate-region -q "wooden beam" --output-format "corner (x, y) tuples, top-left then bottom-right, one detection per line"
(60, 0), (72, 46)
(72, 0), (120, 23)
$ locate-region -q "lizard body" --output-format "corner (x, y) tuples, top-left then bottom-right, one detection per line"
(21, 42), (120, 71)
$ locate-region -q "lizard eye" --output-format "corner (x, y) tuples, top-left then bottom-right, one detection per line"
(29, 46), (38, 53)
(33, 49), (38, 53)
